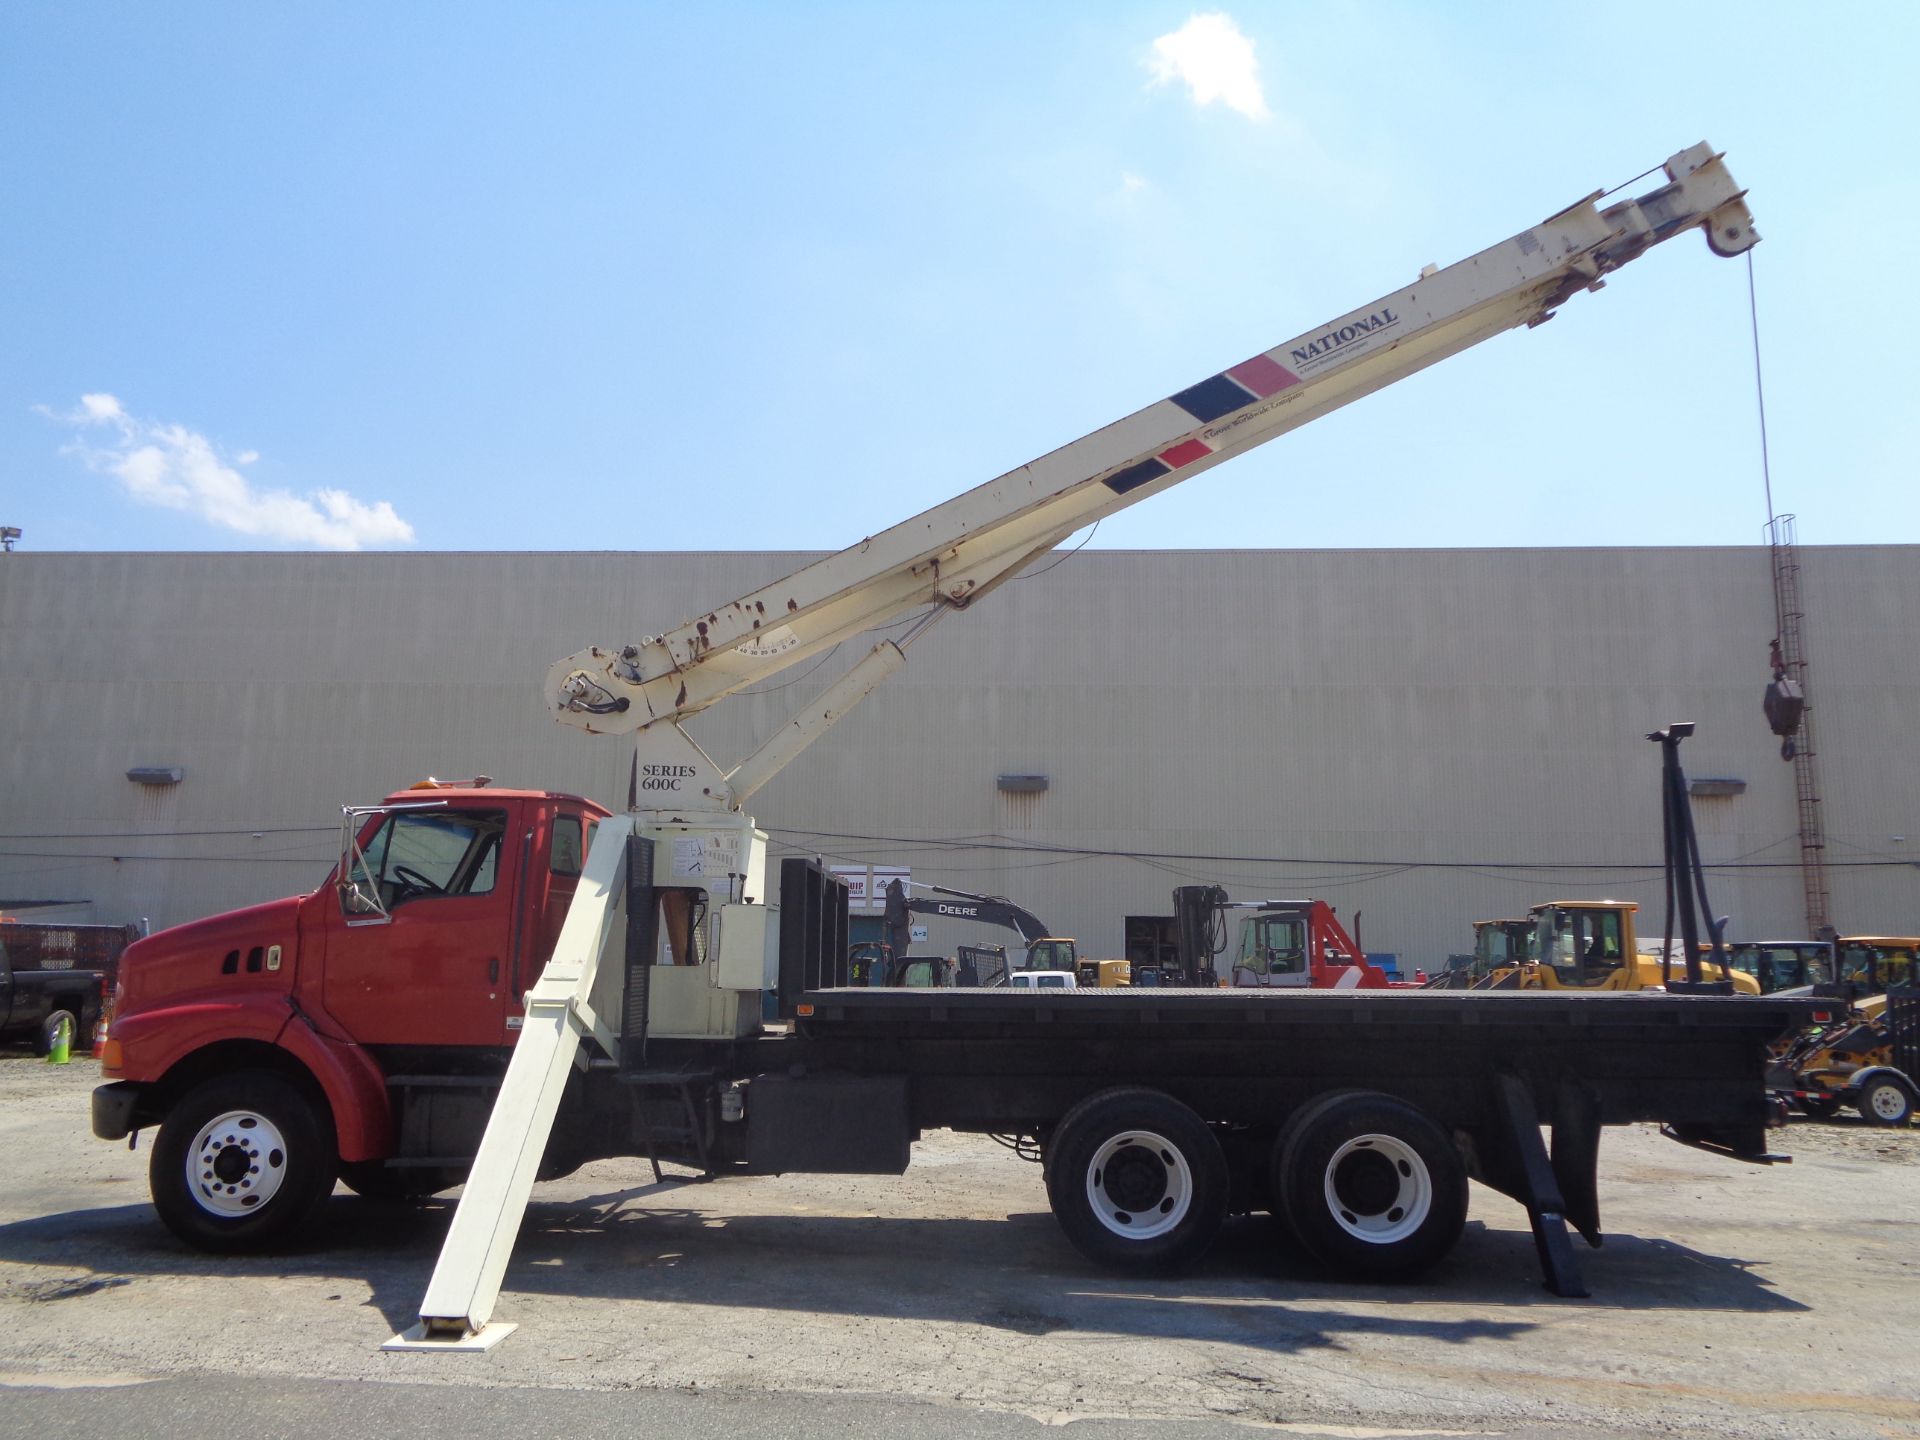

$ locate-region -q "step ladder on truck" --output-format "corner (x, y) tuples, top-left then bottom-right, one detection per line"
(85, 145), (1814, 1353)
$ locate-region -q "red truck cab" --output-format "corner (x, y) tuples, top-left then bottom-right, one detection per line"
(93, 783), (607, 1249)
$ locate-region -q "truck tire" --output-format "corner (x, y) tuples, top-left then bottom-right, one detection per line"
(33, 1009), (77, 1057)
(1044, 1087), (1227, 1272)
(1271, 1090), (1466, 1281)
(150, 1072), (338, 1253)
(1856, 1075), (1916, 1127)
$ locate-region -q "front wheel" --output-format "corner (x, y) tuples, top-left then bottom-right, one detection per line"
(150, 1072), (338, 1252)
(1045, 1087), (1227, 1272)
(1856, 1075), (1916, 1128)
(1272, 1091), (1467, 1281)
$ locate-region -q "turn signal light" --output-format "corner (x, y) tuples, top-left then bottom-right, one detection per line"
(100, 1038), (124, 1071)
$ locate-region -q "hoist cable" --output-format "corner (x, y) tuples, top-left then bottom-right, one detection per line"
(1747, 248), (1777, 530)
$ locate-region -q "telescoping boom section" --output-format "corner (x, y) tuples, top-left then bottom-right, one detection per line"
(393, 144), (1765, 1351)
(547, 143), (1756, 780)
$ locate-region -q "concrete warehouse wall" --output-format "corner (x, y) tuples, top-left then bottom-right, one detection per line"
(2, 547), (1917, 969)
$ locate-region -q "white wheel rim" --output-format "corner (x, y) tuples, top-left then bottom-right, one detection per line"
(186, 1109), (289, 1217)
(1085, 1129), (1193, 1240)
(1322, 1132), (1432, 1245)
(1866, 1085), (1908, 1121)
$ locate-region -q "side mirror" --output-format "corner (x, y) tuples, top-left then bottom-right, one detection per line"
(340, 878), (382, 916)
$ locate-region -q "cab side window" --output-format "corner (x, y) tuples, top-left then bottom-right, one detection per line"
(551, 815), (585, 877)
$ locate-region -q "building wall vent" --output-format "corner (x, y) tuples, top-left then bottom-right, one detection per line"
(996, 774), (1049, 794)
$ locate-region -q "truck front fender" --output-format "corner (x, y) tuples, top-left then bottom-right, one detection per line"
(110, 1000), (395, 1163)
(275, 1015), (395, 1162)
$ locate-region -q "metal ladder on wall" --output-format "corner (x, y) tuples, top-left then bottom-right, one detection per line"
(1767, 514), (1832, 935)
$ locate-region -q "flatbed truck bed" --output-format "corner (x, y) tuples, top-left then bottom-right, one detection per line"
(592, 984), (1815, 1300)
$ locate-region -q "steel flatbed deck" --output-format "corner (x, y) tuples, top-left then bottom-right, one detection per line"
(776, 985), (1813, 1296)
(789, 988), (1811, 1132)
(796, 984), (1814, 1029)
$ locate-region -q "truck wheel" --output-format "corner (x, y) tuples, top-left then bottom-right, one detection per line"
(1045, 1088), (1227, 1272)
(1856, 1075), (1916, 1127)
(1272, 1091), (1466, 1281)
(150, 1072), (338, 1253)
(33, 1009), (77, 1057)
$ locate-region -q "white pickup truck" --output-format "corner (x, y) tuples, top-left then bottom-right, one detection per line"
(1007, 971), (1078, 991)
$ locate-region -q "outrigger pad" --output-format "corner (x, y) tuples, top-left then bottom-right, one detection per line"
(381, 1321), (518, 1353)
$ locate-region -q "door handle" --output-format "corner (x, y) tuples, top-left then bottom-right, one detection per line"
(488, 958), (500, 984)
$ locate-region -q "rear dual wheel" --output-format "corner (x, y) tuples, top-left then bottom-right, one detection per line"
(1046, 1088), (1227, 1272)
(1271, 1091), (1467, 1281)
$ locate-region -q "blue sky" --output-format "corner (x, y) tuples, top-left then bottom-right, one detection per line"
(2, 4), (1915, 555)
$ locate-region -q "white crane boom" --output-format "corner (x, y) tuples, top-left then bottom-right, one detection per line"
(547, 143), (1755, 804)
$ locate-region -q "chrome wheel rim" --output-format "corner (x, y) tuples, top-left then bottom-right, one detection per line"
(186, 1109), (288, 1217)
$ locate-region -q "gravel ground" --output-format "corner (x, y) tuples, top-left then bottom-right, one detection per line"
(0, 1053), (1915, 1439)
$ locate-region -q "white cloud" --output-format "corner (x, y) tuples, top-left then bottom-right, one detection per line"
(1121, 171), (1149, 193)
(48, 394), (415, 550)
(1145, 13), (1270, 121)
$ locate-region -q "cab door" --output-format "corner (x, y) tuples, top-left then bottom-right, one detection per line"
(321, 805), (518, 1047)
(520, 809), (598, 993)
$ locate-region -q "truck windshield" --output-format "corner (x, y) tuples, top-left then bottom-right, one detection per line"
(347, 809), (508, 911)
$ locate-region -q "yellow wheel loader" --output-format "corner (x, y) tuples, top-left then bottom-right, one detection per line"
(1474, 901), (1760, 994)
